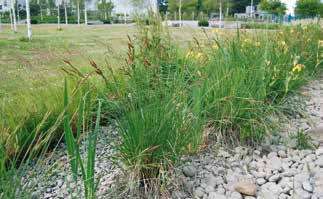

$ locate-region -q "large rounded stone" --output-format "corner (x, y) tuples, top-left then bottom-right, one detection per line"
(234, 180), (257, 196)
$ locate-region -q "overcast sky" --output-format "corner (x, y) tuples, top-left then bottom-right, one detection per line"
(281, 0), (297, 15)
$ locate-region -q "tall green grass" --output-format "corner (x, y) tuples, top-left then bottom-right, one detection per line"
(64, 79), (102, 199)
(0, 18), (321, 198)
(94, 20), (322, 191)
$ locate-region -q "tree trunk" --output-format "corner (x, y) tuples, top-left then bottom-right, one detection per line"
(64, 0), (67, 24)
(219, 0), (222, 29)
(0, 12), (2, 32)
(77, 0), (80, 25)
(104, 12), (107, 20)
(124, 9), (126, 24)
(40, 5), (43, 20)
(17, 2), (20, 23)
(25, 0), (32, 40)
(179, 0), (182, 27)
(46, 0), (50, 16)
(57, 4), (61, 29)
(84, 7), (88, 25)
(12, 0), (17, 32)
(9, 8), (13, 30)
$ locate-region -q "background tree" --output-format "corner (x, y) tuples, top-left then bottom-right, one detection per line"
(83, 0), (87, 25)
(72, 0), (82, 24)
(231, 0), (260, 14)
(0, 7), (2, 32)
(25, 0), (32, 40)
(56, 0), (61, 29)
(295, 0), (323, 18)
(158, 0), (168, 14)
(98, 0), (114, 20)
(63, 0), (67, 24)
(259, 0), (286, 16)
(11, 0), (17, 32)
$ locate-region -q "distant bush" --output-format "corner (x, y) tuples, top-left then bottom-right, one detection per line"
(30, 16), (84, 24)
(30, 19), (38, 24)
(198, 19), (209, 27)
(241, 22), (281, 29)
(18, 37), (29, 42)
(101, 19), (111, 24)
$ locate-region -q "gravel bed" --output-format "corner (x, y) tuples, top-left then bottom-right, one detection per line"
(22, 125), (121, 199)
(22, 76), (323, 199)
(171, 76), (323, 199)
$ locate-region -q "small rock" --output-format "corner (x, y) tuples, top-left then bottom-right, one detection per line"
(234, 180), (257, 196)
(183, 180), (194, 193)
(57, 179), (63, 188)
(267, 156), (282, 171)
(194, 187), (205, 198)
(45, 188), (52, 193)
(302, 181), (313, 193)
(316, 156), (323, 167)
(183, 165), (197, 177)
(31, 191), (41, 199)
(208, 192), (226, 199)
(269, 174), (281, 182)
(316, 148), (323, 156)
(278, 150), (287, 158)
(256, 178), (266, 185)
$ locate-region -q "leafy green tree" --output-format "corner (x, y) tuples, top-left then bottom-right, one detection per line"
(98, 0), (114, 20)
(259, 0), (286, 15)
(158, 0), (168, 14)
(295, 0), (323, 18)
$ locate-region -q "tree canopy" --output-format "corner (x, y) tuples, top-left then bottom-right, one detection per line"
(259, 0), (287, 15)
(295, 0), (323, 18)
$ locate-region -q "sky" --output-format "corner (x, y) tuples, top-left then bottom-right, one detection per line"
(281, 0), (297, 15)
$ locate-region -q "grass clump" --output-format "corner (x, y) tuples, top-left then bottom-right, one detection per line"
(103, 19), (205, 187)
(293, 131), (317, 150)
(96, 21), (322, 191)
(63, 79), (102, 199)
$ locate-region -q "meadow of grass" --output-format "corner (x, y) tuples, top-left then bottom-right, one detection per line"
(0, 24), (209, 159)
(0, 18), (322, 198)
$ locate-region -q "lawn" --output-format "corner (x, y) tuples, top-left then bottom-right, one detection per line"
(0, 23), (212, 157)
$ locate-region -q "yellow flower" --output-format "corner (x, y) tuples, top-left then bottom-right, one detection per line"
(195, 52), (204, 59)
(197, 70), (202, 77)
(278, 31), (284, 35)
(212, 44), (219, 50)
(244, 38), (251, 43)
(290, 29), (294, 33)
(186, 49), (194, 58)
(278, 40), (286, 46)
(292, 64), (304, 73)
(255, 41), (261, 47)
(307, 38), (311, 42)
(212, 29), (219, 34)
(302, 26), (307, 31)
(319, 40), (323, 47)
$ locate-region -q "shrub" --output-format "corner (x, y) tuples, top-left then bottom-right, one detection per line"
(101, 19), (111, 24)
(198, 19), (209, 27)
(30, 19), (38, 24)
(241, 22), (280, 29)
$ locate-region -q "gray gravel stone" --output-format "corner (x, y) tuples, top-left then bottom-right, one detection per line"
(208, 192), (226, 199)
(183, 165), (197, 177)
(302, 181), (313, 193)
(256, 178), (266, 185)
